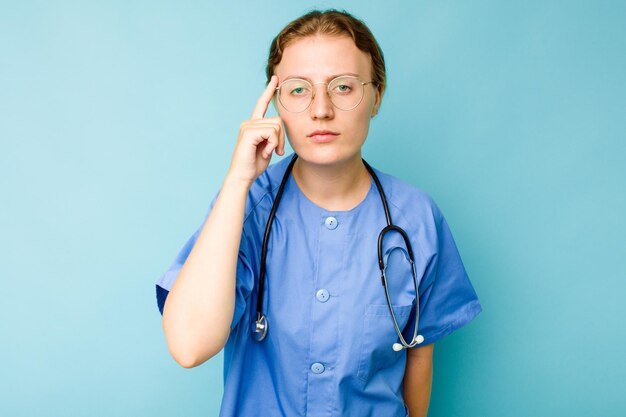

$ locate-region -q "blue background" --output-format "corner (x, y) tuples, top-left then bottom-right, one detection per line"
(2, 1), (625, 416)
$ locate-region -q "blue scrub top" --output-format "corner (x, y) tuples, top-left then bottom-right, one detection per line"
(156, 154), (482, 417)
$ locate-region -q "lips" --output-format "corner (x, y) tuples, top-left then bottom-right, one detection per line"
(307, 130), (339, 143)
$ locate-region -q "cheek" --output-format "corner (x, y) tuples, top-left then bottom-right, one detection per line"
(349, 108), (374, 137)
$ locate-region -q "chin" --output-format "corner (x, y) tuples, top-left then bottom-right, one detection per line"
(292, 144), (361, 167)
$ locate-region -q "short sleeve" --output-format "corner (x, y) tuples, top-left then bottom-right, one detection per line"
(155, 194), (255, 332)
(402, 206), (482, 346)
(155, 225), (202, 314)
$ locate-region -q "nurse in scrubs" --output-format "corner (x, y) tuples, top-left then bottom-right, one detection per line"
(156, 9), (481, 417)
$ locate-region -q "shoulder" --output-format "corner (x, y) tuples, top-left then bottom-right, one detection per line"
(367, 164), (453, 264)
(369, 164), (443, 231)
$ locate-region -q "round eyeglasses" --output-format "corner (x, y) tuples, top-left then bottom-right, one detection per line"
(275, 75), (375, 113)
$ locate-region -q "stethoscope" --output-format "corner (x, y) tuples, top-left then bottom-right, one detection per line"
(252, 154), (424, 351)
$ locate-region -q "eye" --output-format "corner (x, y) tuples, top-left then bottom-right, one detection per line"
(333, 84), (352, 93)
(291, 86), (307, 95)
(282, 80), (311, 97)
(330, 77), (359, 95)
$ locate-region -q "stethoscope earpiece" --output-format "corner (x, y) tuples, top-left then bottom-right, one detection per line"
(392, 334), (425, 351)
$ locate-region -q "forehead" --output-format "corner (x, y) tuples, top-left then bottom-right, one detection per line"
(276, 35), (372, 81)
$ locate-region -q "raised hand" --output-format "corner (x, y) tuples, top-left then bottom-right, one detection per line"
(227, 75), (286, 186)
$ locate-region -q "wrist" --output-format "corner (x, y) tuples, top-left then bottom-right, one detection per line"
(223, 172), (254, 191)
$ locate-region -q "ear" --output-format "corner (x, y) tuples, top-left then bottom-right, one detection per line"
(370, 88), (381, 118)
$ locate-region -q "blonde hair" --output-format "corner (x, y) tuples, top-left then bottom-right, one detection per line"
(266, 9), (386, 101)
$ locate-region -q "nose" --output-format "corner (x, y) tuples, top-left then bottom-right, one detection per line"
(309, 84), (334, 120)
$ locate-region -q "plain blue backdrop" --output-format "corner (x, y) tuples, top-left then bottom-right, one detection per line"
(1, 1), (625, 416)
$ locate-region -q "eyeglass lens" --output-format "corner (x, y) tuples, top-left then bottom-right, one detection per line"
(277, 77), (365, 112)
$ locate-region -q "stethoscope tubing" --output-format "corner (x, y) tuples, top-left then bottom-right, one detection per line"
(255, 155), (298, 326)
(253, 154), (422, 349)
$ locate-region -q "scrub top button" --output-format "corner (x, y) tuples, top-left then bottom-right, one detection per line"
(324, 216), (338, 230)
(316, 289), (330, 303)
(311, 362), (325, 374)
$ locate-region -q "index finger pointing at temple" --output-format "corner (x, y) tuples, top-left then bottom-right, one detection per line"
(251, 75), (279, 120)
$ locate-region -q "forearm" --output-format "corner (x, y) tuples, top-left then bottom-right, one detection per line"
(403, 345), (434, 417)
(162, 175), (250, 368)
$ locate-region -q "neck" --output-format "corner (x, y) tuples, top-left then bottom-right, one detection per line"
(291, 154), (371, 211)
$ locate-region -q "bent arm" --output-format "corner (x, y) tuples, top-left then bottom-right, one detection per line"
(162, 176), (251, 368)
(403, 343), (434, 417)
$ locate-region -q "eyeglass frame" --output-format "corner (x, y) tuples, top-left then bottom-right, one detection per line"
(274, 75), (377, 113)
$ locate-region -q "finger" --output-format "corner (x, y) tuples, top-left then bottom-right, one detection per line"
(241, 121), (281, 130)
(279, 119), (285, 155)
(246, 126), (280, 147)
(273, 122), (284, 156)
(262, 139), (277, 159)
(251, 118), (284, 155)
(251, 75), (279, 120)
(255, 131), (278, 159)
(244, 130), (278, 161)
(272, 120), (284, 156)
(240, 116), (283, 129)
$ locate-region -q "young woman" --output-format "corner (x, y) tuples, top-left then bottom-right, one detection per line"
(156, 9), (481, 417)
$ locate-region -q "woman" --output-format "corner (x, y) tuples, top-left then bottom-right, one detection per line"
(156, 9), (481, 417)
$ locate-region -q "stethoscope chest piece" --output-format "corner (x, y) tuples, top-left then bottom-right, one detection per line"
(252, 313), (268, 341)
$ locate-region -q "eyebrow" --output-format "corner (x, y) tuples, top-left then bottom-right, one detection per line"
(283, 72), (361, 82)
